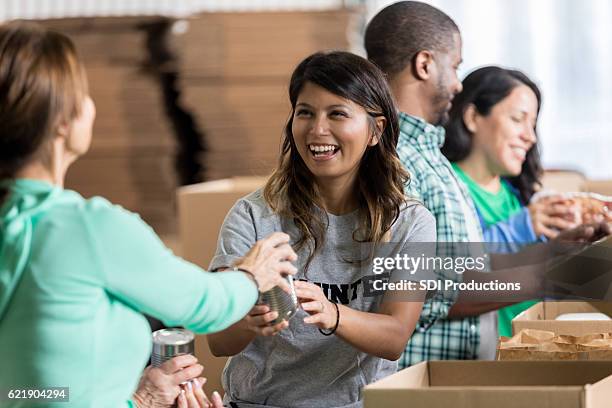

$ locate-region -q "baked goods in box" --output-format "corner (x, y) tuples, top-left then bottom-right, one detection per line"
(533, 192), (612, 223)
(567, 195), (612, 223)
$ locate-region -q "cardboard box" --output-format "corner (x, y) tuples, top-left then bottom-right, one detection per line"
(583, 180), (612, 196)
(363, 360), (612, 408)
(541, 170), (586, 193)
(539, 171), (612, 197)
(176, 176), (267, 395)
(179, 11), (352, 79)
(177, 176), (267, 267)
(512, 302), (612, 336)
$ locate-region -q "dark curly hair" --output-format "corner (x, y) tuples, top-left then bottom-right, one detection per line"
(442, 66), (542, 203)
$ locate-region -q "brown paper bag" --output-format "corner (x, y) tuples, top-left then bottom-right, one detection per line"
(497, 329), (612, 360)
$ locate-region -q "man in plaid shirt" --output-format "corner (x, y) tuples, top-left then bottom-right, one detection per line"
(365, 1), (499, 367)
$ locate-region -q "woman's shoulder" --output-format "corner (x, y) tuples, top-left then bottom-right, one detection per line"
(232, 188), (276, 219)
(400, 199), (435, 221)
(394, 200), (436, 240)
(55, 189), (149, 232)
(218, 188), (289, 243)
(67, 191), (137, 219)
(29, 188), (156, 249)
(37, 187), (124, 220)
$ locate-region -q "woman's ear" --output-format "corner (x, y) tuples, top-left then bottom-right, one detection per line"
(369, 117), (386, 146)
(463, 104), (479, 133)
(56, 121), (70, 140)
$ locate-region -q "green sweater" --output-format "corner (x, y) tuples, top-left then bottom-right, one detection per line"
(0, 179), (257, 407)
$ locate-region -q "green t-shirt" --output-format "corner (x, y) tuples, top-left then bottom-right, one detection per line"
(452, 163), (523, 225)
(452, 164), (537, 337)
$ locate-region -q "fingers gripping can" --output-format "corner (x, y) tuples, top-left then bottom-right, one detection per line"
(151, 328), (195, 367)
(259, 275), (299, 325)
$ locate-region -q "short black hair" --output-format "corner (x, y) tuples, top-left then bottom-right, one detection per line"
(442, 66), (543, 203)
(365, 1), (460, 78)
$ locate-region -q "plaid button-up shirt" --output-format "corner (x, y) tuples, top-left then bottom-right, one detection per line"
(397, 112), (483, 367)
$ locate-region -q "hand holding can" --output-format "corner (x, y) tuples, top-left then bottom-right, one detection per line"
(235, 232), (298, 293)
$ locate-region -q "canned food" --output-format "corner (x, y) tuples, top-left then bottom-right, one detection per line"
(151, 328), (195, 367)
(259, 275), (299, 325)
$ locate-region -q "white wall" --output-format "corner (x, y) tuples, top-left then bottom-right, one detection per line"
(365, 0), (612, 179)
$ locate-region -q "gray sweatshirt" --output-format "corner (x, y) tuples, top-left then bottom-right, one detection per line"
(210, 190), (436, 408)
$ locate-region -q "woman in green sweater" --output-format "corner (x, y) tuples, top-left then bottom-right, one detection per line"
(0, 22), (297, 407)
(442, 66), (578, 337)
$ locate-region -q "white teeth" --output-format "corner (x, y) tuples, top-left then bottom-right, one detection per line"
(309, 144), (337, 153)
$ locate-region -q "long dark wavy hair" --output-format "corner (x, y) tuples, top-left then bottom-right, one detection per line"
(264, 51), (409, 269)
(442, 66), (542, 203)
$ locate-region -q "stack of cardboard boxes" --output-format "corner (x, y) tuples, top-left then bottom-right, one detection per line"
(41, 17), (178, 235)
(175, 11), (353, 180)
(39, 10), (353, 235)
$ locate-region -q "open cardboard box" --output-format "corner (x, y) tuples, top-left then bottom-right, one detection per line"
(512, 302), (612, 336)
(176, 176), (267, 395)
(363, 360), (612, 408)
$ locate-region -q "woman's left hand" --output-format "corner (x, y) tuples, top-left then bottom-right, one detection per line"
(133, 355), (203, 407)
(528, 196), (579, 238)
(294, 281), (336, 330)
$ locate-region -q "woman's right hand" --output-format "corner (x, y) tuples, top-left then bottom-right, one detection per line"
(235, 232), (298, 293)
(528, 196), (579, 238)
(244, 304), (289, 336)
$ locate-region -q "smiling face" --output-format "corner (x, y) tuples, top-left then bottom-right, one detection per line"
(470, 84), (539, 176)
(291, 82), (381, 187)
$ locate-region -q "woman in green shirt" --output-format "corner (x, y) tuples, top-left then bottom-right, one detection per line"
(0, 22), (297, 407)
(442, 66), (578, 337)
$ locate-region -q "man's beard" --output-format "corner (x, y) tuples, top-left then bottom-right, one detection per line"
(432, 105), (450, 127)
(431, 77), (453, 126)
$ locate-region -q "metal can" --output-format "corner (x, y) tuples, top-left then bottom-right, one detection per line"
(151, 328), (195, 367)
(259, 275), (299, 325)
